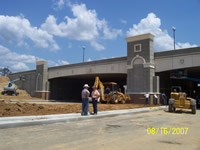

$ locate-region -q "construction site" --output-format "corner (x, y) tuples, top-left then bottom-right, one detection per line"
(0, 34), (200, 150)
(1, 0), (200, 149)
(1, 33), (200, 117)
(0, 76), (151, 117)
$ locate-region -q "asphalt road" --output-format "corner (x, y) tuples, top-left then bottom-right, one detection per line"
(0, 109), (200, 150)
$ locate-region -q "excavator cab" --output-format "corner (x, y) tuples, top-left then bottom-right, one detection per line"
(103, 82), (118, 94)
(93, 76), (131, 104)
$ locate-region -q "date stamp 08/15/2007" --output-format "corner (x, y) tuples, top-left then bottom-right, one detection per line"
(147, 128), (188, 135)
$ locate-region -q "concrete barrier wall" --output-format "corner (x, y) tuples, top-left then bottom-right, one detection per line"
(8, 70), (36, 97)
(48, 57), (127, 79)
(155, 47), (200, 72)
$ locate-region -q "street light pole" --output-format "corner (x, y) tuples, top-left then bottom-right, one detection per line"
(172, 26), (176, 50)
(82, 46), (86, 62)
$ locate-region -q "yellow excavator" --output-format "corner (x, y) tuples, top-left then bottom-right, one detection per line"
(93, 76), (131, 104)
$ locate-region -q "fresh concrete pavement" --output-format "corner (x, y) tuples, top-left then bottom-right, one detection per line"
(0, 106), (166, 129)
(0, 108), (199, 150)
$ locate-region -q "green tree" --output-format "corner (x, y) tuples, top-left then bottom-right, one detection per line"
(0, 67), (12, 76)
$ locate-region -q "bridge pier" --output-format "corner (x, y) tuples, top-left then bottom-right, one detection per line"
(126, 33), (160, 104)
(35, 61), (50, 100)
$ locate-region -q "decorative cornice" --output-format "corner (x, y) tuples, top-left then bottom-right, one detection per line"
(125, 33), (155, 43)
(143, 63), (155, 69)
(36, 61), (48, 65)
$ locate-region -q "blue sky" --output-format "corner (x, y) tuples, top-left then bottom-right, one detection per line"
(0, 0), (199, 72)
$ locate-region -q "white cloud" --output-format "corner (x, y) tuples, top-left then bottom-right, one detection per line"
(127, 13), (197, 51)
(100, 19), (122, 40)
(12, 62), (29, 71)
(120, 19), (127, 24)
(87, 58), (92, 62)
(0, 45), (9, 54)
(90, 41), (105, 51)
(0, 15), (59, 51)
(57, 60), (69, 65)
(0, 45), (36, 71)
(53, 0), (65, 10)
(42, 3), (122, 51)
(0, 45), (70, 72)
(177, 42), (197, 49)
(48, 59), (70, 67)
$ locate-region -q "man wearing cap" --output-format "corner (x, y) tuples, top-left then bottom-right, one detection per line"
(81, 84), (90, 116)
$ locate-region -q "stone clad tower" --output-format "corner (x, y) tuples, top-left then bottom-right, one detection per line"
(35, 60), (50, 100)
(125, 33), (159, 104)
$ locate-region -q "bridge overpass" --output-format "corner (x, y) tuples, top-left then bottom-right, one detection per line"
(155, 47), (200, 72)
(8, 33), (200, 103)
(46, 46), (200, 78)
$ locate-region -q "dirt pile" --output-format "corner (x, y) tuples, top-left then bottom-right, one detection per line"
(0, 101), (152, 117)
(0, 101), (81, 117)
(0, 76), (37, 100)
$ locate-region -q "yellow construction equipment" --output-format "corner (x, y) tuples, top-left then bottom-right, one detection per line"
(168, 86), (196, 114)
(93, 76), (131, 104)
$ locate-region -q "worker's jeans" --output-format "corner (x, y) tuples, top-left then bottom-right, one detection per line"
(92, 98), (97, 114)
(154, 97), (157, 105)
(146, 98), (150, 104)
(82, 98), (89, 115)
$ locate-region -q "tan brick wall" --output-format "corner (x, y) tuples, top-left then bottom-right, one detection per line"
(35, 91), (50, 100)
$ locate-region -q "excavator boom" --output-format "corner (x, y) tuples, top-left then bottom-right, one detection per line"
(94, 76), (105, 101)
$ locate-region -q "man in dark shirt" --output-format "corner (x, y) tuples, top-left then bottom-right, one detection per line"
(81, 84), (90, 116)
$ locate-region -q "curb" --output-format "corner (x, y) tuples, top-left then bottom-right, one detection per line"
(0, 100), (52, 103)
(0, 106), (167, 129)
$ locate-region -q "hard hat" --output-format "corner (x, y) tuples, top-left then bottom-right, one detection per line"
(83, 84), (89, 88)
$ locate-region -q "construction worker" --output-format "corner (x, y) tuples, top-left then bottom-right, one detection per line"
(91, 86), (100, 115)
(154, 94), (158, 105)
(81, 84), (90, 116)
(144, 93), (150, 104)
(105, 86), (110, 95)
(161, 92), (166, 105)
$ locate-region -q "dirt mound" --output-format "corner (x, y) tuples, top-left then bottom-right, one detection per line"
(0, 76), (37, 100)
(0, 101), (152, 117)
(0, 101), (81, 117)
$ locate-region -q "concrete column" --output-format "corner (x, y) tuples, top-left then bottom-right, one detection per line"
(35, 61), (50, 100)
(125, 33), (160, 104)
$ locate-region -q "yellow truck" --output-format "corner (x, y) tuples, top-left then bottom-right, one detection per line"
(168, 86), (196, 114)
(93, 76), (131, 104)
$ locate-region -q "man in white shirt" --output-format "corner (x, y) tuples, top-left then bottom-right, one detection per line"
(91, 86), (100, 115)
(144, 93), (150, 104)
(154, 94), (158, 105)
